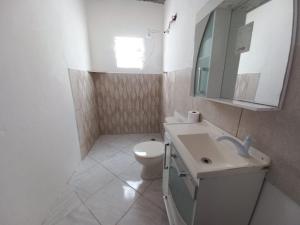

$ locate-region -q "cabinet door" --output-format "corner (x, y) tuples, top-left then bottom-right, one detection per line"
(168, 146), (198, 225)
(194, 13), (214, 96)
(162, 143), (170, 196)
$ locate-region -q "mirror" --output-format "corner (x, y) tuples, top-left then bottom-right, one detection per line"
(192, 0), (296, 109)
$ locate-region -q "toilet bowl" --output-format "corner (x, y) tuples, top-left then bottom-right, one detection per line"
(133, 141), (164, 180)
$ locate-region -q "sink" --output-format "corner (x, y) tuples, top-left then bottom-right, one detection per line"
(165, 122), (270, 180)
(177, 133), (265, 170)
(177, 133), (225, 166)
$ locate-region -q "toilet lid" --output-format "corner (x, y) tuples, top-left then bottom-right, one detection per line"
(133, 141), (164, 158)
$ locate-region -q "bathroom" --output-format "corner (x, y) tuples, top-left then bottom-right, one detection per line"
(0, 0), (299, 225)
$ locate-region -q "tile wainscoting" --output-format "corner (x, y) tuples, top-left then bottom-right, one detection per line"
(69, 71), (162, 157)
(69, 70), (100, 158)
(162, 46), (300, 204)
(92, 73), (162, 134)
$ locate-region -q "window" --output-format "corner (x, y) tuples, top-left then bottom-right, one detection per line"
(114, 37), (145, 69)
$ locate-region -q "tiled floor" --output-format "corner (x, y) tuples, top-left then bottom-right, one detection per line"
(43, 133), (169, 225)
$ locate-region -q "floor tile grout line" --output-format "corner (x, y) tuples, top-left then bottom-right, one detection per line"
(70, 158), (119, 204)
(115, 194), (167, 225)
(88, 149), (123, 165)
(86, 136), (153, 194)
(47, 134), (164, 225)
(74, 191), (104, 225)
(115, 195), (142, 225)
(69, 158), (100, 181)
(78, 134), (165, 222)
(117, 174), (153, 196)
(139, 185), (167, 213)
(80, 158), (141, 204)
(79, 161), (144, 225)
(104, 162), (165, 215)
(98, 158), (150, 196)
(81, 165), (119, 202)
(103, 163), (155, 200)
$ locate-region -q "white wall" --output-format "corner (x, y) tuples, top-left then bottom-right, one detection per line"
(251, 183), (300, 225)
(61, 0), (91, 70)
(0, 0), (90, 225)
(163, 0), (209, 72)
(163, 0), (300, 224)
(86, 0), (164, 74)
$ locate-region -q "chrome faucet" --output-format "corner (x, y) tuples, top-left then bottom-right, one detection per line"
(216, 135), (252, 157)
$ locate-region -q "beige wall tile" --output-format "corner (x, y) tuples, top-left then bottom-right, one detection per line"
(69, 69), (100, 158)
(173, 69), (194, 117)
(93, 73), (162, 134)
(162, 68), (241, 135)
(237, 45), (300, 203)
(162, 72), (176, 118)
(192, 98), (242, 135)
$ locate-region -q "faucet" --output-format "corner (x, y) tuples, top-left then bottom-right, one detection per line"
(216, 135), (252, 157)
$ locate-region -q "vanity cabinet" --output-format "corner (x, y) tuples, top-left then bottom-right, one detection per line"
(163, 134), (267, 225)
(194, 170), (266, 225)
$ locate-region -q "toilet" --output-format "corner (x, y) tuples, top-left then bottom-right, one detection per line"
(133, 141), (164, 180)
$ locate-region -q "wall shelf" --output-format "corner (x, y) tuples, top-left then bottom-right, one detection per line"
(199, 97), (279, 111)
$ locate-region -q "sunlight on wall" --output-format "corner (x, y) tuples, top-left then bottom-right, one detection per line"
(114, 37), (145, 69)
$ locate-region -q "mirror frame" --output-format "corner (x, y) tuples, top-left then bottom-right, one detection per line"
(190, 0), (298, 111)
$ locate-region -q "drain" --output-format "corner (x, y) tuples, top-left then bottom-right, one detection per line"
(150, 138), (156, 141)
(201, 157), (212, 164)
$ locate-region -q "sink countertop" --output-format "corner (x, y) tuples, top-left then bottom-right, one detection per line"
(164, 121), (270, 181)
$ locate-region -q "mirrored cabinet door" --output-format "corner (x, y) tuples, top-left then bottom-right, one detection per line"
(194, 14), (214, 96)
(192, 9), (231, 98)
(191, 0), (296, 110)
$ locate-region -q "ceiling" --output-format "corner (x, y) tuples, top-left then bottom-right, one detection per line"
(137, 0), (165, 4)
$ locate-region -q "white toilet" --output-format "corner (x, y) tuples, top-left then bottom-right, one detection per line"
(133, 141), (164, 180)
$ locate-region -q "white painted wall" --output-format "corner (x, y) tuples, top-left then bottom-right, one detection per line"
(251, 182), (300, 225)
(237, 0), (293, 106)
(61, 0), (91, 70)
(86, 0), (164, 74)
(163, 0), (210, 72)
(163, 0), (300, 224)
(0, 0), (90, 225)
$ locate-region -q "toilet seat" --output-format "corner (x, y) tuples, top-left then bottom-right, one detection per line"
(133, 141), (164, 158)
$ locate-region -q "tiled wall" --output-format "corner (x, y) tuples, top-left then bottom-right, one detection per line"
(92, 73), (162, 134)
(69, 69), (100, 158)
(162, 45), (300, 204)
(162, 69), (242, 135)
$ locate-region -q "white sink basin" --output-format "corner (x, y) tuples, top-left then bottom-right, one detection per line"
(178, 133), (224, 165)
(164, 122), (270, 180)
(178, 132), (270, 172)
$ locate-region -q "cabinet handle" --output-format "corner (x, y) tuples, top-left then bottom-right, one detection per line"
(164, 143), (169, 169)
(172, 158), (188, 177)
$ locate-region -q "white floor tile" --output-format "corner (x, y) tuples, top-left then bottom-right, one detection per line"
(69, 164), (115, 202)
(74, 157), (98, 175)
(88, 143), (121, 163)
(96, 135), (122, 145)
(44, 134), (167, 225)
(117, 196), (169, 225)
(42, 187), (81, 225)
(55, 205), (100, 225)
(142, 179), (165, 210)
(86, 178), (139, 225)
(101, 152), (135, 175)
(109, 135), (139, 149)
(118, 161), (152, 194)
(119, 144), (136, 156)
